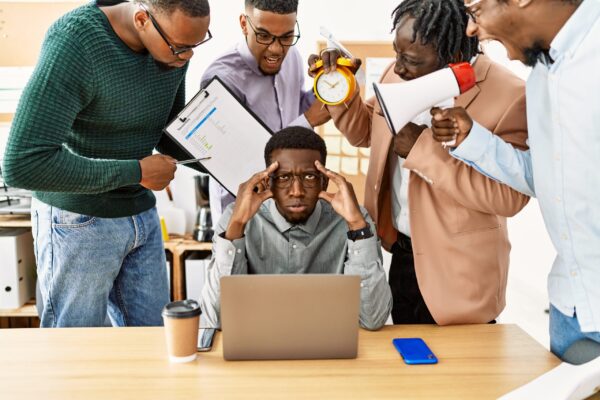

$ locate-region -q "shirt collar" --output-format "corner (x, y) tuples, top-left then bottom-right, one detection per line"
(549, 0), (600, 63)
(236, 40), (263, 76)
(267, 199), (322, 235)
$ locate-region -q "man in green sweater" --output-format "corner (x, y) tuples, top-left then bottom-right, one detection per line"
(1, 0), (211, 327)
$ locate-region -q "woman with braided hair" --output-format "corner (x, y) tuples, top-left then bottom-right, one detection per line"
(313, 0), (530, 325)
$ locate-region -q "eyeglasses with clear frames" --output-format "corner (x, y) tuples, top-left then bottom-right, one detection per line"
(244, 15), (301, 47)
(140, 4), (212, 56)
(269, 172), (322, 189)
(465, 0), (486, 22)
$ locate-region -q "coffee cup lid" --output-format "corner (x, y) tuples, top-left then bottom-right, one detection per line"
(162, 299), (202, 319)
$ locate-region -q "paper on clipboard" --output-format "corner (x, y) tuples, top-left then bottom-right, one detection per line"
(163, 76), (273, 196)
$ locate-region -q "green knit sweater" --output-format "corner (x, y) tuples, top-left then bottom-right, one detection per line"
(2, 2), (192, 218)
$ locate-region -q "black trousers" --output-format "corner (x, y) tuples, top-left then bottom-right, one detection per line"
(389, 232), (436, 324)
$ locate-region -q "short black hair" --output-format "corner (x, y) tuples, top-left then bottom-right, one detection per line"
(264, 126), (327, 166)
(391, 0), (479, 66)
(245, 0), (298, 14)
(137, 0), (210, 17)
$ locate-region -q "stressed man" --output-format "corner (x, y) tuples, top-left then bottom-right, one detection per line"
(200, 127), (392, 330)
(201, 0), (329, 224)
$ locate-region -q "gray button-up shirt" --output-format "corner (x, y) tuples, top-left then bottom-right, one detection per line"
(201, 41), (316, 225)
(200, 199), (392, 330)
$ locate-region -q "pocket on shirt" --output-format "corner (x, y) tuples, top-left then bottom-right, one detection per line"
(453, 205), (500, 234)
(52, 207), (97, 229)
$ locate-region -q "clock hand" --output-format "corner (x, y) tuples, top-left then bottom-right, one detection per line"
(322, 80), (334, 88)
(330, 81), (340, 88)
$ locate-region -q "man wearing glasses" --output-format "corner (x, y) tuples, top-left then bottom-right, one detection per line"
(201, 0), (330, 226)
(199, 126), (392, 330)
(2, 0), (211, 328)
(429, 0), (600, 360)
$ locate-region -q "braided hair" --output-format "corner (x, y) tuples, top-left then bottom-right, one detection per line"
(391, 0), (479, 65)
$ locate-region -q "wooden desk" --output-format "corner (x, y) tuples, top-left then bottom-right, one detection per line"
(0, 324), (560, 399)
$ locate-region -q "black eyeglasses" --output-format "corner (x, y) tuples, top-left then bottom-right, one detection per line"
(269, 172), (322, 189)
(244, 15), (300, 47)
(141, 4), (212, 56)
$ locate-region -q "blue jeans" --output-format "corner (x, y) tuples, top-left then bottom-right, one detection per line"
(31, 199), (169, 327)
(549, 304), (600, 359)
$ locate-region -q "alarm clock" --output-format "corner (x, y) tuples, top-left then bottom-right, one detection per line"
(312, 57), (357, 106)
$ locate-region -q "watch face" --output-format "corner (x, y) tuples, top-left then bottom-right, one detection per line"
(315, 70), (350, 104)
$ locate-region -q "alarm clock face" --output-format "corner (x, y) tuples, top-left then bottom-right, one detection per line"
(315, 70), (350, 104)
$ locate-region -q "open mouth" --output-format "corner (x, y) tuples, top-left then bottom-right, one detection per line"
(264, 55), (282, 66)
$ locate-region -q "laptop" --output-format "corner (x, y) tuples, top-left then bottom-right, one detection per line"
(220, 274), (361, 361)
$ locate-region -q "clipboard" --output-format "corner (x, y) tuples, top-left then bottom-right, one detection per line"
(163, 76), (273, 196)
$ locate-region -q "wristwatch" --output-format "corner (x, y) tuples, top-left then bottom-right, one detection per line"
(347, 225), (374, 241)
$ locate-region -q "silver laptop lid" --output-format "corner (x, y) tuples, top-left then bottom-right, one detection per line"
(221, 274), (360, 361)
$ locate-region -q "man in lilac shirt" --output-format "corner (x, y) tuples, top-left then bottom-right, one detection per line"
(201, 0), (329, 224)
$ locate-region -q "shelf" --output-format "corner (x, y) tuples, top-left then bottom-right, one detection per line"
(0, 299), (38, 318)
(0, 214), (31, 228)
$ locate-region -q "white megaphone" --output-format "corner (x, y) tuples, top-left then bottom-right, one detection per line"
(373, 62), (476, 137)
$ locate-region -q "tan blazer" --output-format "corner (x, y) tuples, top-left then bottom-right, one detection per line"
(327, 55), (529, 325)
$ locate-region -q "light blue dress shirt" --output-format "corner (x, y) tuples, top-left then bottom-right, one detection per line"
(451, 0), (600, 332)
(201, 41), (316, 225)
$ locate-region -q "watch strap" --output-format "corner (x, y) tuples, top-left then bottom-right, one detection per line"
(347, 225), (374, 241)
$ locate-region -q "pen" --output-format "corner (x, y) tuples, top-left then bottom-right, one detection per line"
(176, 157), (211, 165)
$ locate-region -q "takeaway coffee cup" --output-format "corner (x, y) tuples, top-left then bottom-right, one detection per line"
(162, 299), (202, 363)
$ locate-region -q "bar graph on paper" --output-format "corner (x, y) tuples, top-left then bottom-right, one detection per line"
(164, 77), (272, 195)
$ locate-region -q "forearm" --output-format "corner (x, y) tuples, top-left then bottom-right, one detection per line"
(326, 87), (374, 148)
(199, 233), (249, 329)
(345, 235), (392, 330)
(405, 131), (530, 217)
(2, 139), (140, 193)
(450, 122), (536, 197)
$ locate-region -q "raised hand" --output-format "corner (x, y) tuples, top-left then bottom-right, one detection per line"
(225, 162), (278, 240)
(430, 107), (474, 147)
(307, 49), (362, 76)
(139, 154), (177, 191)
(315, 160), (366, 231)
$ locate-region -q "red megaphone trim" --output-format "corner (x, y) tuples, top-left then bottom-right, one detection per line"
(449, 62), (476, 94)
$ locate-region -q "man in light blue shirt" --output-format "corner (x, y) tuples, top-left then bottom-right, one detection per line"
(201, 0), (329, 224)
(429, 0), (600, 359)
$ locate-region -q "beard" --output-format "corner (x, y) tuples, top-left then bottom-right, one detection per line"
(522, 40), (547, 67)
(258, 66), (281, 76)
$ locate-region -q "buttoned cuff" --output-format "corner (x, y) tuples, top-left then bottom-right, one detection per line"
(347, 236), (379, 266)
(450, 121), (493, 162)
(214, 233), (246, 274)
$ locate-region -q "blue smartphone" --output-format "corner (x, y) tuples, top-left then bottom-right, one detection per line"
(392, 338), (438, 364)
